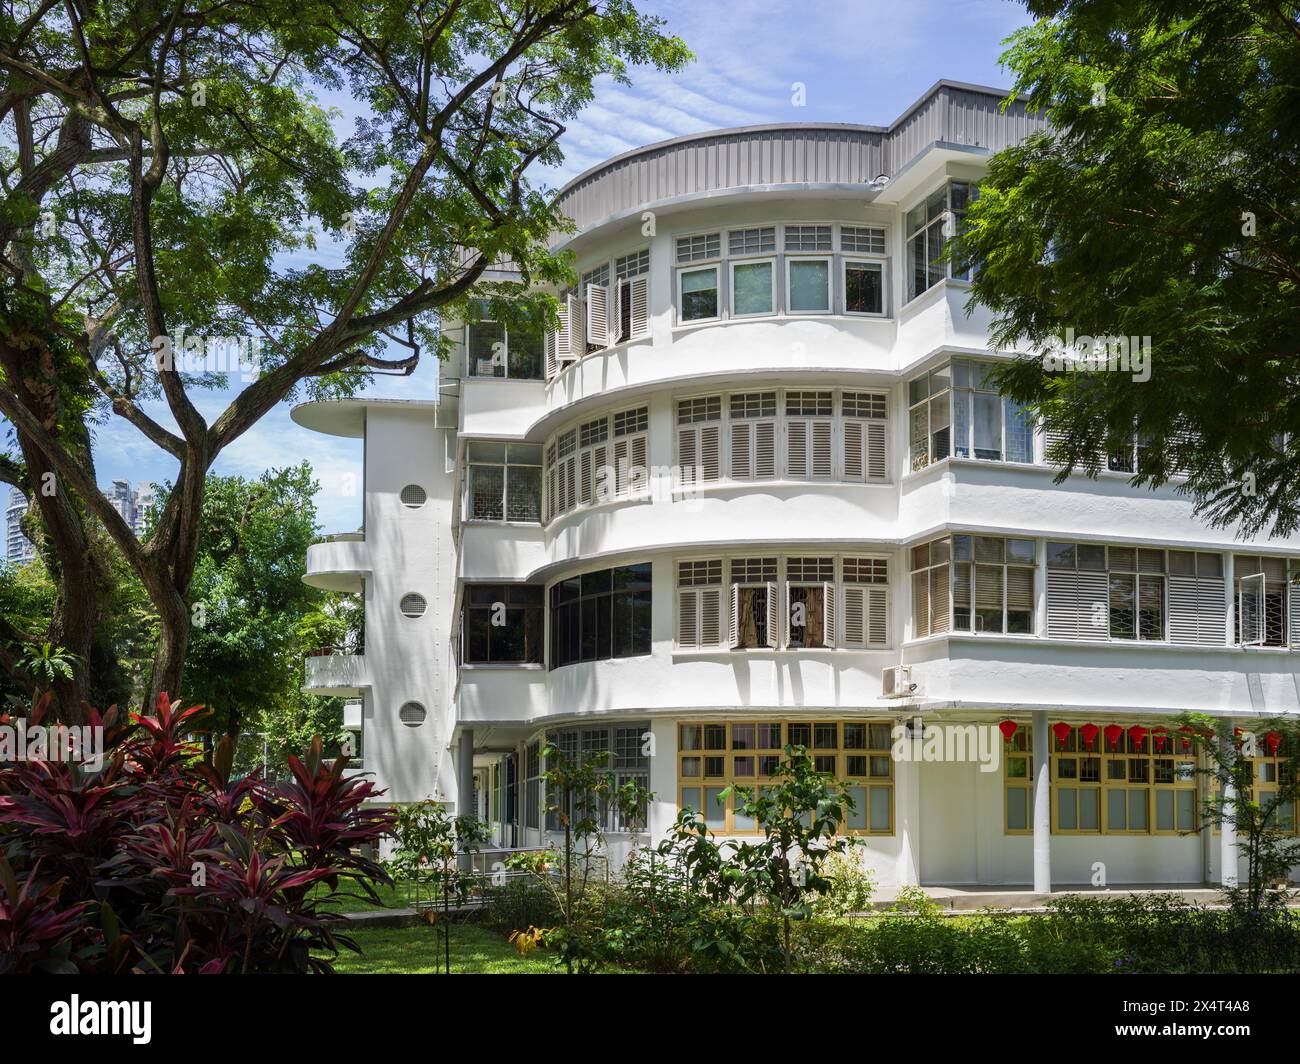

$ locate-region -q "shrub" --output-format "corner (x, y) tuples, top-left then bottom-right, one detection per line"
(812, 848), (877, 917)
(0, 692), (394, 973)
(484, 878), (561, 937)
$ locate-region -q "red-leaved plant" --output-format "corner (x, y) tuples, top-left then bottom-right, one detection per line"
(0, 692), (394, 973)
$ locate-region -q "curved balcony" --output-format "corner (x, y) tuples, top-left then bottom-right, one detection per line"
(303, 652), (368, 696)
(304, 532), (369, 593)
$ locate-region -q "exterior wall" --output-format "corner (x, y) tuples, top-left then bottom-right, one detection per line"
(296, 84), (1299, 890)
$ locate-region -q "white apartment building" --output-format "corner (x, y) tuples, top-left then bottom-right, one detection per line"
(5, 487), (35, 564)
(295, 81), (1300, 891)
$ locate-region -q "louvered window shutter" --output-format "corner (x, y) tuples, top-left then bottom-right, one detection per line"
(585, 283), (608, 348)
(563, 456), (576, 512)
(843, 421), (864, 480)
(1077, 571), (1109, 638)
(844, 587), (866, 648)
(812, 421), (833, 478)
(629, 277), (649, 339)
(701, 588), (721, 646)
(1289, 574), (1300, 648)
(730, 422), (751, 478)
(678, 589), (699, 648)
(756, 421), (777, 478)
(928, 567), (950, 634)
(822, 582), (836, 648)
(1047, 569), (1078, 638)
(866, 421), (887, 480)
(868, 588), (888, 646)
(729, 584), (741, 648)
(1168, 576), (1201, 645)
(700, 424), (721, 482)
(592, 443), (609, 502)
(678, 427), (697, 488)
(555, 299), (574, 362)
(544, 329), (558, 380)
(765, 582), (779, 648)
(579, 450), (593, 505)
(629, 435), (647, 495)
(787, 421), (808, 478)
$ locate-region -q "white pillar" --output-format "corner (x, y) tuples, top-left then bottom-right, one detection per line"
(1032, 709), (1051, 894)
(1218, 719), (1239, 888)
(457, 728), (475, 871)
(896, 723), (922, 886)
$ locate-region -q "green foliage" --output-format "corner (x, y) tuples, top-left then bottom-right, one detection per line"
(386, 800), (489, 974)
(960, 0), (1300, 536)
(812, 848), (877, 917)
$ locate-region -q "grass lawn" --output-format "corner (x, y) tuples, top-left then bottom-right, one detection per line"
(311, 879), (420, 913)
(330, 923), (557, 974)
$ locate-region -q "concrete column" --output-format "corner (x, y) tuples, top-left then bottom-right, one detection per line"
(457, 729), (475, 871)
(1032, 709), (1052, 894)
(1218, 719), (1239, 888)
(895, 722), (922, 886)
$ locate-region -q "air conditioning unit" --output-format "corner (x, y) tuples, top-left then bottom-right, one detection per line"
(882, 665), (918, 698)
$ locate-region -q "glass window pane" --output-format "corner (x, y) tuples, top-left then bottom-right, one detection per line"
(1129, 790), (1148, 831)
(704, 787), (726, 830)
(789, 259), (830, 312)
(1156, 789), (1174, 831)
(1007, 787), (1028, 830)
(1177, 789), (1197, 831)
(732, 261), (773, 315)
(845, 262), (883, 314)
(680, 268), (718, 320)
(1107, 789), (1127, 830)
(1079, 788), (1100, 830)
(1057, 789), (1077, 830)
(869, 786), (891, 832)
(847, 786), (868, 830)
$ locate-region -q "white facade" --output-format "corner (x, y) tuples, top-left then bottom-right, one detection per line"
(294, 82), (1298, 890)
(5, 487), (35, 564)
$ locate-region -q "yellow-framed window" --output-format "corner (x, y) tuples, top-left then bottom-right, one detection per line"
(1248, 740), (1298, 834)
(1002, 726), (1033, 834)
(677, 719), (894, 835)
(1046, 725), (1196, 835)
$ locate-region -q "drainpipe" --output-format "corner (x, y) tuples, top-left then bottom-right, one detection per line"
(457, 729), (475, 871)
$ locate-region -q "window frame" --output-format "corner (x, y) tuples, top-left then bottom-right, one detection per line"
(728, 255), (777, 318)
(841, 257), (886, 317)
(784, 254), (834, 315)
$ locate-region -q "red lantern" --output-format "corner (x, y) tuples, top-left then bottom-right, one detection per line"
(1266, 731), (1283, 756)
(999, 720), (1019, 743)
(1127, 725), (1148, 749)
(1104, 723), (1123, 751)
(1080, 723), (1099, 750)
(1052, 722), (1072, 748)
(1152, 728), (1169, 752)
(1178, 724), (1196, 751)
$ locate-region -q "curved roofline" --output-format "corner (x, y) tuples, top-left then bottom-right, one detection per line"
(553, 80), (1021, 199)
(292, 397), (440, 438)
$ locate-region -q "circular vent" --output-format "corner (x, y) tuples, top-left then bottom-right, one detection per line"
(399, 593), (427, 618)
(400, 484), (427, 508)
(399, 702), (427, 727)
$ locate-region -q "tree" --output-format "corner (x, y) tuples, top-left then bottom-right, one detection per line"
(387, 800), (488, 974)
(959, 0), (1300, 537)
(182, 465), (321, 746)
(722, 744), (858, 974)
(0, 1), (690, 719)
(1183, 715), (1300, 914)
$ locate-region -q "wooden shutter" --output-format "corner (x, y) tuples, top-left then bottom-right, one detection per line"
(822, 582), (836, 648)
(765, 582), (779, 648)
(579, 450), (593, 505)
(544, 329), (557, 380)
(585, 283), (608, 348)
(730, 422), (751, 478)
(629, 276), (649, 339)
(700, 424), (721, 482)
(629, 435), (647, 496)
(677, 426), (697, 488)
(844, 587), (866, 647)
(591, 443), (609, 502)
(756, 421), (776, 478)
(868, 588), (888, 646)
(1289, 575), (1300, 648)
(786, 421), (808, 478)
(844, 421), (864, 480)
(678, 589), (699, 648)
(701, 587), (721, 646)
(812, 421), (833, 478)
(555, 299), (574, 362)
(729, 583), (741, 648)
(866, 421), (887, 480)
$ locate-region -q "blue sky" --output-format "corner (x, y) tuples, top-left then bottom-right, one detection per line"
(24, 0), (1034, 535)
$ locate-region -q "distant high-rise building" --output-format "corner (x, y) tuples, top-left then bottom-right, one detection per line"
(5, 487), (36, 564)
(132, 482), (157, 537)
